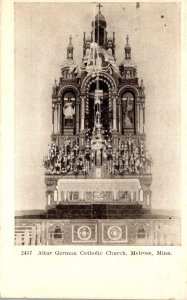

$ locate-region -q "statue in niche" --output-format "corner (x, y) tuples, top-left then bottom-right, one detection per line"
(123, 96), (134, 128)
(63, 99), (75, 126)
(126, 49), (131, 59)
(63, 101), (75, 118)
(126, 70), (131, 79)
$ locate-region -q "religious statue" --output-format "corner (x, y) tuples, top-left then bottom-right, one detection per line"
(63, 101), (75, 118)
(126, 70), (131, 79)
(124, 97), (134, 128)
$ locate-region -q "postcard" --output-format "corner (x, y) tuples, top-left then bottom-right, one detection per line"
(1, 1), (187, 299)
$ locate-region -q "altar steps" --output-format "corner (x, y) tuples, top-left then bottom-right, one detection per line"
(45, 204), (148, 219)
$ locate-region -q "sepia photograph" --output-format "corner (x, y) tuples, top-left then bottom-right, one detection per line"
(14, 1), (181, 246)
(2, 1), (187, 299)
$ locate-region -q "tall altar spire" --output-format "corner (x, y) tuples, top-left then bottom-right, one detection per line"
(67, 35), (74, 60)
(125, 35), (131, 60)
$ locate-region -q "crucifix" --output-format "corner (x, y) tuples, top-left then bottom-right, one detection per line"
(97, 3), (103, 13)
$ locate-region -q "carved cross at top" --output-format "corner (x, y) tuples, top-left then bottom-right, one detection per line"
(69, 35), (72, 44)
(126, 35), (129, 45)
(97, 3), (103, 13)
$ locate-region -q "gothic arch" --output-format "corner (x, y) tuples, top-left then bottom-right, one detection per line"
(58, 85), (79, 97)
(81, 72), (117, 94)
(118, 85), (140, 98)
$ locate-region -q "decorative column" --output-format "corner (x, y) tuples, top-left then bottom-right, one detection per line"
(137, 103), (140, 132)
(112, 95), (117, 131)
(56, 103), (59, 133)
(139, 178), (152, 209)
(64, 190), (67, 202)
(46, 192), (51, 206)
(135, 97), (139, 134)
(113, 190), (117, 202)
(146, 190), (152, 206)
(49, 192), (54, 205)
(52, 103), (55, 134)
(58, 103), (61, 133)
(57, 189), (61, 204)
(134, 191), (137, 202)
(45, 178), (58, 208)
(118, 98), (122, 134)
(138, 103), (145, 134)
(46, 190), (53, 207)
(130, 191), (134, 202)
(81, 190), (84, 202)
(112, 93), (118, 148)
(139, 189), (143, 203)
(109, 94), (113, 131)
(137, 97), (145, 135)
(80, 95), (85, 132)
(142, 102), (145, 134)
(54, 189), (58, 203)
(76, 96), (80, 133)
(53, 104), (57, 134)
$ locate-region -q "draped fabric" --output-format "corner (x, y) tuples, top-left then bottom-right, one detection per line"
(57, 178), (140, 192)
